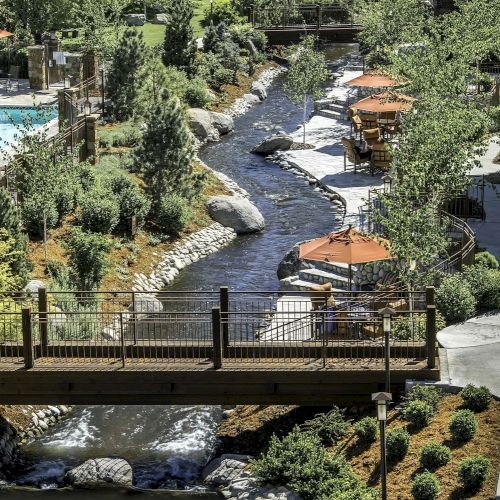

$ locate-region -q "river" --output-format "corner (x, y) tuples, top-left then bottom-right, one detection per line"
(4, 44), (357, 496)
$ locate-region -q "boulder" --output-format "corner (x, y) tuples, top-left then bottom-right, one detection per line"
(251, 81), (267, 101)
(244, 93), (261, 105)
(245, 39), (259, 58)
(206, 196), (265, 234)
(277, 241), (309, 280)
(124, 14), (145, 26)
(209, 111), (234, 135)
(24, 279), (45, 295)
(188, 108), (219, 142)
(65, 458), (133, 489)
(153, 13), (168, 24)
(201, 454), (250, 485)
(130, 293), (163, 320)
(252, 134), (294, 155)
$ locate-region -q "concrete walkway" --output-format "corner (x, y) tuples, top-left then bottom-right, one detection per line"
(437, 311), (500, 398)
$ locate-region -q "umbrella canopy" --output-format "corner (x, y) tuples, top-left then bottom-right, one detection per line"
(299, 226), (392, 265)
(350, 91), (414, 113)
(346, 73), (400, 88)
(0, 30), (13, 39)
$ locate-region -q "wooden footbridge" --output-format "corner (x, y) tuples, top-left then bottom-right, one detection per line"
(251, 3), (363, 45)
(0, 289), (439, 405)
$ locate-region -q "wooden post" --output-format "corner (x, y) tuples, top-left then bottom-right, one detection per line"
(22, 308), (34, 369)
(212, 307), (223, 369)
(426, 286), (436, 369)
(38, 287), (48, 352)
(220, 287), (229, 353)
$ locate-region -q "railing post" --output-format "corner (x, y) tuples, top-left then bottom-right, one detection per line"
(38, 287), (48, 352)
(131, 291), (137, 345)
(212, 307), (223, 369)
(22, 307), (34, 369)
(119, 312), (126, 368)
(220, 287), (229, 354)
(426, 287), (436, 369)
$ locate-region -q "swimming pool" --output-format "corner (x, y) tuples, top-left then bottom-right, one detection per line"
(0, 106), (58, 148)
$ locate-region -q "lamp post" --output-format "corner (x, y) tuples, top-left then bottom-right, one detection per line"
(210, 0), (214, 24)
(379, 306), (396, 392)
(100, 63), (105, 121)
(372, 391), (392, 500)
(382, 174), (393, 194)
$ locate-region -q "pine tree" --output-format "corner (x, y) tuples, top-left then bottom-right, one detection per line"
(107, 28), (147, 121)
(0, 187), (30, 288)
(135, 93), (204, 204)
(163, 0), (197, 75)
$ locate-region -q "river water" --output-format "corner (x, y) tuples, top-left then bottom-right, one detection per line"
(6, 44), (356, 495)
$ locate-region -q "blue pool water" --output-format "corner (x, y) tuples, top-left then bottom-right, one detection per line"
(0, 106), (58, 147)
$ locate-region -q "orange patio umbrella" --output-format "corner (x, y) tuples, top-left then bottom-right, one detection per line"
(345, 73), (400, 88)
(350, 91), (414, 114)
(0, 30), (13, 39)
(299, 226), (393, 289)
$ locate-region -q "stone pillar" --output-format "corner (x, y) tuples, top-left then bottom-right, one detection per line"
(45, 38), (62, 85)
(85, 114), (100, 164)
(27, 46), (47, 90)
(57, 88), (79, 131)
(65, 54), (84, 89)
(82, 52), (100, 95)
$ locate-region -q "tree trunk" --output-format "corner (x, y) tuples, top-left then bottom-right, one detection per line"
(303, 94), (307, 145)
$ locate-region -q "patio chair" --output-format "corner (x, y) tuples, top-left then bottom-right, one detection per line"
(351, 114), (363, 140)
(371, 141), (392, 173)
(8, 66), (20, 91)
(359, 113), (377, 130)
(362, 127), (381, 148)
(341, 137), (370, 174)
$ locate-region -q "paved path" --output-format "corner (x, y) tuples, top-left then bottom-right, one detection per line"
(437, 311), (500, 398)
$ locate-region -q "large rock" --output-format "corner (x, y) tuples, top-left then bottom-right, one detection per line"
(24, 279), (45, 296)
(124, 14), (145, 26)
(153, 13), (168, 24)
(130, 293), (163, 320)
(251, 81), (267, 101)
(206, 196), (265, 234)
(209, 111), (234, 135)
(252, 134), (294, 155)
(65, 458), (133, 489)
(245, 39), (259, 58)
(201, 454), (250, 486)
(277, 241), (308, 280)
(188, 108), (219, 142)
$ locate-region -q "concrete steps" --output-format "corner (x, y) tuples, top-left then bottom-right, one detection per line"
(280, 276), (346, 293)
(299, 268), (349, 288)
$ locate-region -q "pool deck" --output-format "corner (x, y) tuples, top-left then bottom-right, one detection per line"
(0, 79), (59, 107)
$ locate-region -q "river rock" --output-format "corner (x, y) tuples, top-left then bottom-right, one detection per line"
(244, 93), (261, 105)
(209, 111), (234, 135)
(130, 293), (163, 319)
(201, 454), (251, 485)
(252, 135), (294, 155)
(245, 39), (259, 58)
(153, 13), (168, 24)
(188, 108), (219, 142)
(24, 279), (45, 295)
(206, 196), (265, 234)
(124, 13), (145, 26)
(66, 458), (133, 489)
(251, 81), (267, 101)
(277, 241), (308, 280)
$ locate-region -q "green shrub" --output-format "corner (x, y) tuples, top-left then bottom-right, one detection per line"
(403, 400), (434, 428)
(459, 384), (492, 412)
(155, 194), (192, 235)
(45, 259), (68, 285)
(475, 251), (499, 269)
(67, 228), (112, 291)
(99, 121), (142, 148)
(386, 427), (410, 461)
(185, 77), (213, 108)
(354, 417), (378, 444)
(405, 385), (442, 410)
(436, 274), (476, 324)
(78, 188), (120, 234)
(461, 264), (500, 311)
(197, 52), (234, 90)
(202, 0), (242, 27)
(300, 406), (351, 446)
(458, 455), (491, 492)
(230, 23), (268, 52)
(21, 195), (59, 237)
(392, 312), (446, 341)
(449, 409), (478, 441)
(0, 298), (23, 342)
(420, 442), (452, 470)
(411, 471), (440, 500)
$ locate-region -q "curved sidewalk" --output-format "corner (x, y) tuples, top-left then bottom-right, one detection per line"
(437, 311), (500, 398)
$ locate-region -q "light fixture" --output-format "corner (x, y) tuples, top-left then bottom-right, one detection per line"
(84, 100), (91, 116)
(372, 392), (392, 500)
(382, 174), (393, 194)
(377, 400), (387, 421)
(64, 76), (71, 89)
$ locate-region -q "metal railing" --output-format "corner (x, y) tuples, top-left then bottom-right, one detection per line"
(0, 288), (437, 370)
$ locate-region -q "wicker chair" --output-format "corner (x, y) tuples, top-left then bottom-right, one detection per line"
(371, 142), (392, 173)
(362, 127), (381, 148)
(341, 137), (370, 173)
(360, 113), (377, 130)
(351, 114), (363, 140)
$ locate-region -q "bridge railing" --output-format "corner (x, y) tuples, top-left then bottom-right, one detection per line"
(0, 289), (437, 370)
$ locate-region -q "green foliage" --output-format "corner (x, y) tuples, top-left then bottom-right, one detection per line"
(135, 94), (202, 202)
(405, 385), (442, 410)
(202, 0), (242, 27)
(78, 187), (120, 234)
(411, 471), (440, 500)
(163, 0), (197, 75)
(107, 28), (147, 121)
(21, 194), (59, 237)
(197, 52), (234, 90)
(449, 409), (478, 442)
(435, 274), (476, 324)
(251, 427), (374, 500)
(458, 455), (491, 492)
(461, 264), (500, 312)
(99, 121), (142, 149)
(475, 251), (499, 270)
(386, 427), (410, 462)
(392, 312), (445, 341)
(419, 442), (452, 470)
(185, 77), (213, 108)
(229, 23), (267, 52)
(0, 298), (22, 341)
(354, 417), (378, 444)
(156, 194), (192, 235)
(67, 228), (112, 291)
(403, 400), (434, 429)
(459, 384), (492, 412)
(0, 229), (25, 292)
(300, 407), (351, 446)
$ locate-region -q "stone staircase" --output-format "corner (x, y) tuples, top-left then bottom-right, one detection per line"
(316, 97), (350, 120)
(280, 260), (357, 292)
